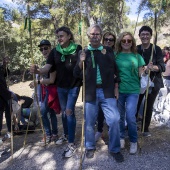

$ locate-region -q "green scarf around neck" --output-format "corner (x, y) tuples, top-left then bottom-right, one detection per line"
(56, 42), (78, 62)
(87, 44), (103, 51)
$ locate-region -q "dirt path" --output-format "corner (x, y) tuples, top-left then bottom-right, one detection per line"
(0, 82), (170, 170)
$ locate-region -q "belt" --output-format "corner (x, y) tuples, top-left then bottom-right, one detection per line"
(96, 84), (102, 88)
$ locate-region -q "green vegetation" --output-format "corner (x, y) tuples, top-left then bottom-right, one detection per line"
(0, 0), (169, 76)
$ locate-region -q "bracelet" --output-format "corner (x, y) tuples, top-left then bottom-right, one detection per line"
(38, 80), (40, 84)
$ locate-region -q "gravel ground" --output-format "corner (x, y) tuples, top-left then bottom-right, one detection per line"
(0, 82), (170, 170)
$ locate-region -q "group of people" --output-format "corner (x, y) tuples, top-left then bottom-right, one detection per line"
(1, 24), (164, 163)
(29, 24), (165, 162)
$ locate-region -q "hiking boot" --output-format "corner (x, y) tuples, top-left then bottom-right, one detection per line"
(111, 152), (124, 163)
(39, 136), (51, 144)
(63, 143), (77, 158)
(86, 149), (95, 159)
(120, 139), (125, 149)
(51, 135), (58, 142)
(142, 132), (151, 137)
(129, 142), (137, 154)
(95, 132), (102, 142)
(56, 135), (67, 145)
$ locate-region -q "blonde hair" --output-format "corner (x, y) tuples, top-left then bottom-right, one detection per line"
(115, 32), (137, 54)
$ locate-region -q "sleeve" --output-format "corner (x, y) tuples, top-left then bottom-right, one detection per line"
(73, 50), (84, 79)
(113, 58), (121, 83)
(47, 48), (55, 65)
(155, 46), (165, 72)
(137, 53), (145, 67)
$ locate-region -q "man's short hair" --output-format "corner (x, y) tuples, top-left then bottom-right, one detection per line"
(139, 26), (152, 36)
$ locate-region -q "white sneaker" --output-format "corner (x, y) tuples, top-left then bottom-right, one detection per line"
(63, 144), (77, 158)
(120, 139), (125, 149)
(55, 135), (67, 145)
(95, 132), (102, 142)
(130, 142), (137, 154)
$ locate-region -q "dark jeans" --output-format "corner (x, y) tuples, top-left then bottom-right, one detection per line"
(0, 100), (11, 132)
(136, 89), (159, 132)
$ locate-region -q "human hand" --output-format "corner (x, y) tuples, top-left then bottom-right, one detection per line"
(30, 64), (39, 74)
(114, 87), (119, 99)
(29, 81), (35, 89)
(147, 62), (154, 71)
(80, 51), (86, 62)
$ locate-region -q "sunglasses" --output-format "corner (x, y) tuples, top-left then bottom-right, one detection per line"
(39, 47), (49, 52)
(121, 39), (132, 43)
(104, 38), (114, 42)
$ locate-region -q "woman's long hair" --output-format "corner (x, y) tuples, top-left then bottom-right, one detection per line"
(115, 32), (137, 54)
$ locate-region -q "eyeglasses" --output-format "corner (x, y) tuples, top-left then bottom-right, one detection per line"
(90, 33), (101, 37)
(121, 39), (132, 44)
(104, 38), (114, 42)
(39, 47), (49, 52)
(140, 33), (150, 37)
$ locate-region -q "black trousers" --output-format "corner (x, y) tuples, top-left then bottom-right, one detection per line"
(136, 88), (159, 132)
(0, 100), (11, 132)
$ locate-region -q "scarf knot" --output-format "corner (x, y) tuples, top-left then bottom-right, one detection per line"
(56, 42), (78, 62)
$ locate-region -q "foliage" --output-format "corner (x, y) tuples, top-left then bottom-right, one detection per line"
(0, 0), (169, 74)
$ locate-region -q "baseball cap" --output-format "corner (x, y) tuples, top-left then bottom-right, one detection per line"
(38, 40), (51, 47)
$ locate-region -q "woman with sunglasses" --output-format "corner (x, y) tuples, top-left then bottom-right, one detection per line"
(115, 32), (145, 154)
(30, 26), (82, 158)
(95, 32), (117, 141)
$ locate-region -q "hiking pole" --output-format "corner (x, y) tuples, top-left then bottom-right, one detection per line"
(139, 0), (164, 153)
(79, 60), (85, 170)
(10, 99), (14, 162)
(23, 1), (46, 147)
(79, 0), (85, 169)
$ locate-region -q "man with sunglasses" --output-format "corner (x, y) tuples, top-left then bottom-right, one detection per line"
(30, 39), (59, 144)
(136, 26), (165, 136)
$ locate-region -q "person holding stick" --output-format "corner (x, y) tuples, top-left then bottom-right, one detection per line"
(30, 26), (82, 158)
(74, 24), (124, 162)
(136, 26), (165, 136)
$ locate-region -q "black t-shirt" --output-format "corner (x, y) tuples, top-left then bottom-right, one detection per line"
(47, 45), (82, 88)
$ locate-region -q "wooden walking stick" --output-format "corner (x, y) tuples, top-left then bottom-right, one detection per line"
(23, 1), (46, 147)
(79, 0), (85, 169)
(139, 0), (164, 153)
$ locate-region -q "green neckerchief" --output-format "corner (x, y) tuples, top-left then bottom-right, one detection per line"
(87, 44), (103, 51)
(88, 44), (103, 84)
(87, 44), (103, 68)
(56, 42), (78, 62)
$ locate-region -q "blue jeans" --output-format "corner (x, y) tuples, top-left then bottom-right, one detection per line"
(118, 93), (139, 143)
(85, 89), (120, 153)
(57, 87), (80, 143)
(41, 88), (58, 137)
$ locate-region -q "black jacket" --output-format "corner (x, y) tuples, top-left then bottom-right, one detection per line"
(74, 46), (120, 102)
(0, 65), (11, 110)
(137, 44), (165, 91)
